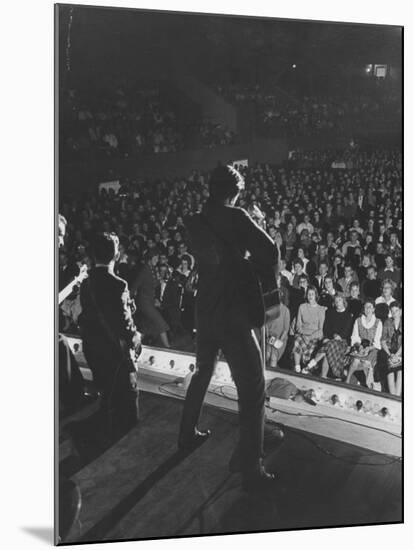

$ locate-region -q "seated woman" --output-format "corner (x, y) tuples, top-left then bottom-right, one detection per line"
(304, 293), (353, 379)
(375, 279), (397, 318)
(345, 300), (382, 388)
(292, 286), (326, 373)
(380, 301), (402, 396)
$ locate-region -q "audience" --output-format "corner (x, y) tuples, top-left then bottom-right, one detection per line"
(215, 80), (400, 139)
(59, 147), (402, 394)
(198, 119), (236, 148)
(61, 83), (184, 159)
(61, 84), (237, 160)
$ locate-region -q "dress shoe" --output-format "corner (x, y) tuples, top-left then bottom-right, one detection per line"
(178, 429), (211, 451)
(264, 424), (285, 443)
(242, 464), (278, 493)
(229, 427), (284, 473)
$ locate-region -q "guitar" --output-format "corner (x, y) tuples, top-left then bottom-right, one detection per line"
(59, 265), (89, 305)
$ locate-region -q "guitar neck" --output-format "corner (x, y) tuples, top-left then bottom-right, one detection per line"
(59, 279), (79, 305)
(59, 269), (88, 305)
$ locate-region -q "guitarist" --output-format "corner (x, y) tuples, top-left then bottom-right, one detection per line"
(79, 232), (142, 442)
(178, 165), (279, 491)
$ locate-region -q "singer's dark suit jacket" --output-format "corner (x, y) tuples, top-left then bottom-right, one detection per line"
(186, 201), (278, 331)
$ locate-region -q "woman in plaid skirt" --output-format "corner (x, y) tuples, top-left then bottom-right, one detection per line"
(304, 293), (353, 379)
(293, 286), (326, 372)
(345, 300), (383, 388)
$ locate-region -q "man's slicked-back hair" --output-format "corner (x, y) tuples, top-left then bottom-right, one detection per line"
(209, 165), (245, 202)
(92, 232), (119, 264)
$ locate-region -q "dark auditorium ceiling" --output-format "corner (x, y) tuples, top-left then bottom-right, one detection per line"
(58, 5), (402, 84)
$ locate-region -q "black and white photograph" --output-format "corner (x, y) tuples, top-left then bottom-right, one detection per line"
(54, 3), (403, 545)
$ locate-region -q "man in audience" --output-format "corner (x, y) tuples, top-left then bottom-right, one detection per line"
(296, 214), (314, 236)
(338, 264), (359, 297)
(314, 260), (330, 294)
(378, 254), (401, 287)
(362, 265), (382, 301)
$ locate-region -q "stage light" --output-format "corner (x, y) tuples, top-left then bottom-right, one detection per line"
(380, 407), (389, 418)
(330, 394), (339, 406)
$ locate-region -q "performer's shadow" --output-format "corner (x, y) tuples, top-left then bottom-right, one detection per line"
(77, 449), (195, 543)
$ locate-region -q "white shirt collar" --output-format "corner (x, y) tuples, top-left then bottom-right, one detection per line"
(361, 315), (377, 328)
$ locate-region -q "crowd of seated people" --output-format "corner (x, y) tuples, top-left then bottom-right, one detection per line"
(60, 84), (184, 159)
(198, 119), (237, 148)
(59, 147), (402, 395)
(60, 85), (238, 160)
(215, 79), (401, 138)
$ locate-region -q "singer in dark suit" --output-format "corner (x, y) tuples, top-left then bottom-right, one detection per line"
(79, 233), (142, 441)
(178, 165), (279, 490)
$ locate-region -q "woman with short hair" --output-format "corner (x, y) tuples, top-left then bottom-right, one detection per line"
(375, 279), (396, 316)
(292, 286), (326, 373)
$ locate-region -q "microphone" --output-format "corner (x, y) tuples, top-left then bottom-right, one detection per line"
(250, 204), (266, 229)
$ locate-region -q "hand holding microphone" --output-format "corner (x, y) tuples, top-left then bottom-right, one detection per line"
(250, 204), (266, 229)
(132, 332), (142, 360)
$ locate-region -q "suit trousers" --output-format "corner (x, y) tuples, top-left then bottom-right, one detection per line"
(83, 343), (139, 443)
(179, 319), (266, 471)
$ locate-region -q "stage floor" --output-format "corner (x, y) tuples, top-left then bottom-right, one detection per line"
(65, 391), (402, 544)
